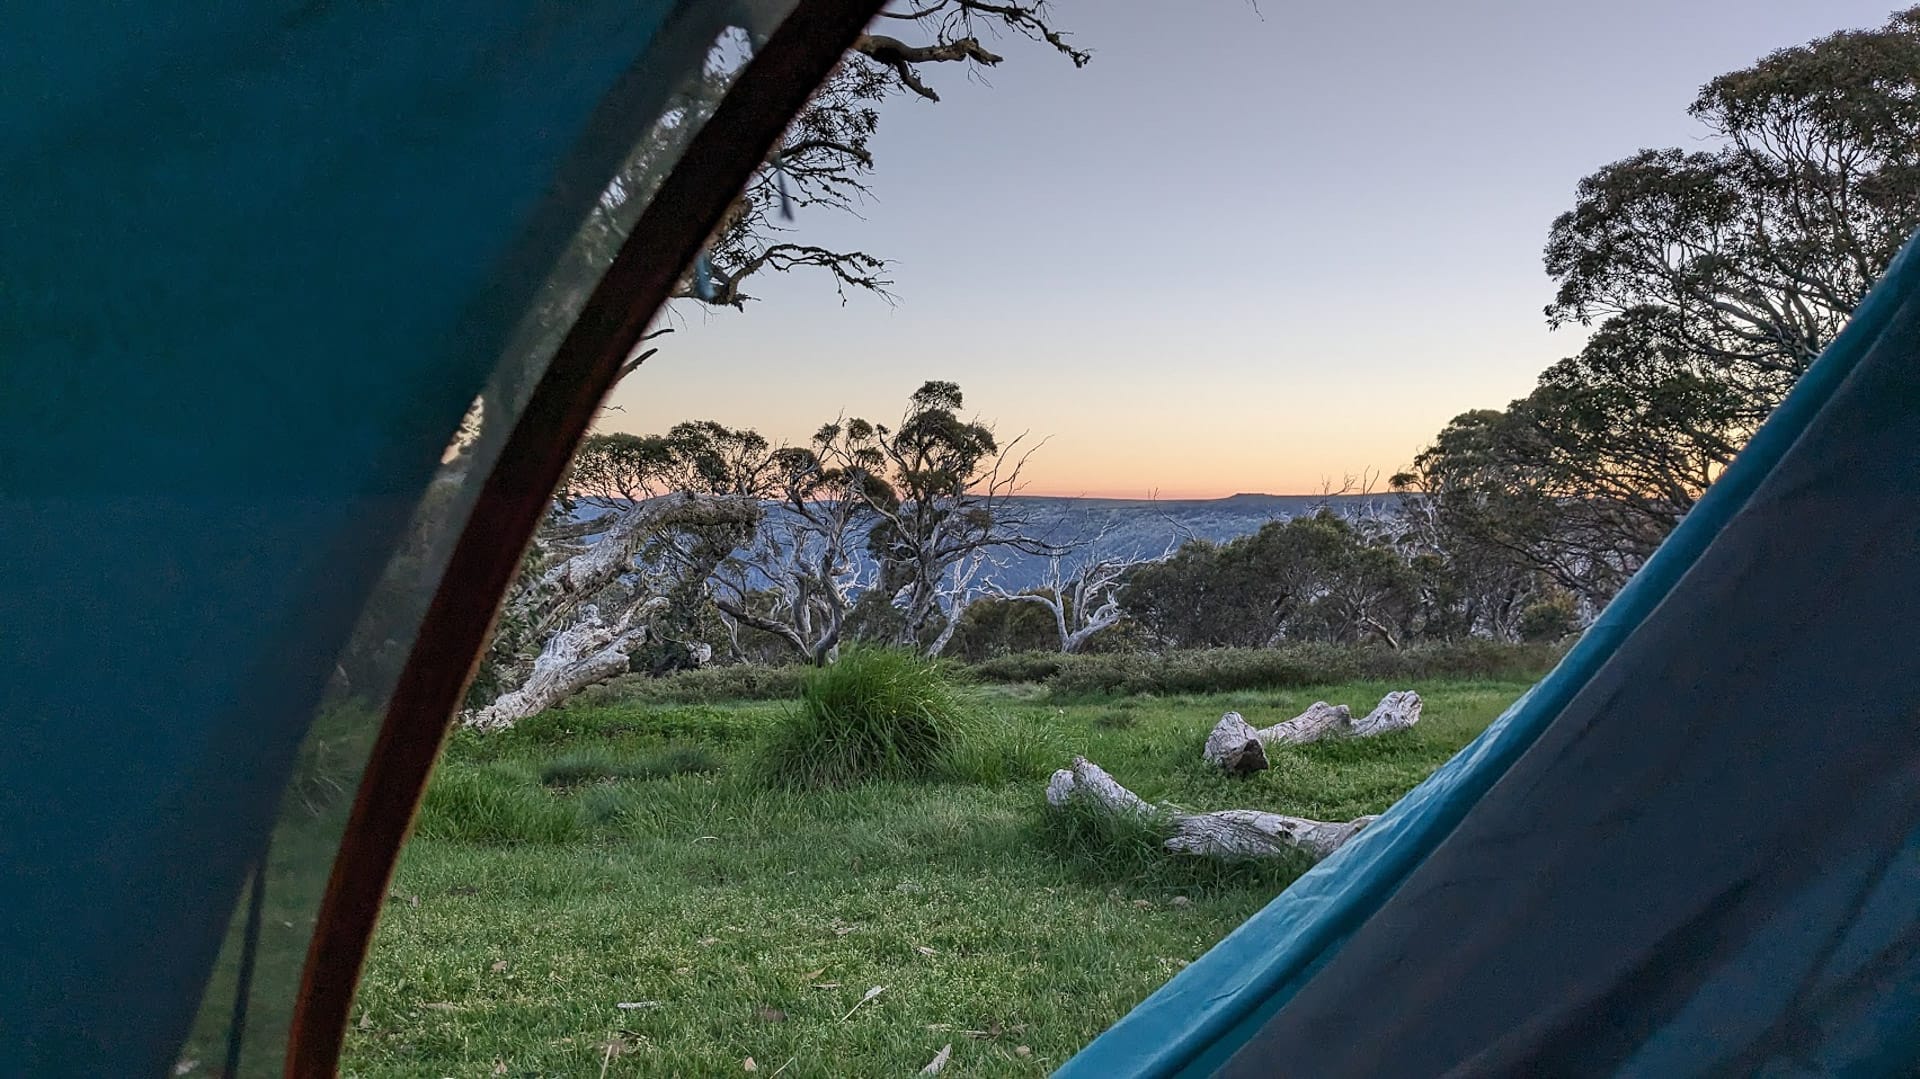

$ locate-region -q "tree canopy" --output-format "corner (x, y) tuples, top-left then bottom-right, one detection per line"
(1407, 6), (1920, 605)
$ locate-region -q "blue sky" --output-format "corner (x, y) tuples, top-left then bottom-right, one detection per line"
(605, 0), (1899, 497)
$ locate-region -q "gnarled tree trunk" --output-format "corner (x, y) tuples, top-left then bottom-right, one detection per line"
(1046, 757), (1375, 861)
(1202, 711), (1271, 776)
(464, 601), (665, 732)
(464, 494), (761, 730)
(518, 494), (761, 640)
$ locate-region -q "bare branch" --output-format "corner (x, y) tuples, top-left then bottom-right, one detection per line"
(984, 521), (1168, 653)
(853, 33), (1004, 101)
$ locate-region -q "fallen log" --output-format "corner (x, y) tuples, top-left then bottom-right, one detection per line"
(1257, 700), (1354, 747)
(1201, 711), (1270, 776)
(1352, 689), (1422, 737)
(1046, 757), (1376, 861)
(1204, 691), (1423, 774)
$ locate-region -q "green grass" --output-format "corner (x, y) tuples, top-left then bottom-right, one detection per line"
(764, 648), (984, 789)
(540, 745), (725, 788)
(179, 700), (386, 1076)
(345, 678), (1530, 1077)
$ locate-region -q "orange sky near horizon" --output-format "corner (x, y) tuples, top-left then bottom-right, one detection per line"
(602, 293), (1571, 500)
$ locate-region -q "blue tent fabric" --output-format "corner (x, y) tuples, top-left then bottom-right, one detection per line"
(7, 4), (1918, 1074)
(0, 2), (827, 1073)
(1059, 230), (1920, 1077)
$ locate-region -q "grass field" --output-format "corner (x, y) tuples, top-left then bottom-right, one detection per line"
(343, 678), (1532, 1077)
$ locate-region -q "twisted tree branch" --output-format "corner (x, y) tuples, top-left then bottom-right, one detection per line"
(853, 33), (1005, 101)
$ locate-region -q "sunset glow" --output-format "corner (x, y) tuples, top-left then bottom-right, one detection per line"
(600, 0), (1889, 498)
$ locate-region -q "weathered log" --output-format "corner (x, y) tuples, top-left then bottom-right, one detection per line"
(1045, 757), (1153, 816)
(1352, 689), (1422, 737)
(1046, 757), (1375, 861)
(1203, 691), (1423, 772)
(1261, 700), (1354, 745)
(1201, 711), (1270, 776)
(1164, 808), (1376, 860)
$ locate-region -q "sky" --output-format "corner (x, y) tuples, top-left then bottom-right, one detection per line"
(603, 0), (1900, 499)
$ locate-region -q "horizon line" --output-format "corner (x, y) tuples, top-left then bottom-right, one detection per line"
(1013, 489), (1398, 501)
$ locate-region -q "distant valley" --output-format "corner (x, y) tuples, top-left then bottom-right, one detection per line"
(576, 492), (1401, 595)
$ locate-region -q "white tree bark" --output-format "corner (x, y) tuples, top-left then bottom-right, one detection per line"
(1201, 711), (1271, 776)
(1352, 689), (1422, 736)
(1046, 757), (1375, 861)
(464, 600), (666, 732)
(987, 527), (1173, 654)
(1163, 808), (1376, 860)
(1204, 692), (1423, 773)
(523, 494), (759, 639)
(924, 547), (998, 658)
(1045, 755), (1153, 815)
(709, 493), (870, 667)
(467, 494), (760, 732)
(1258, 700), (1355, 746)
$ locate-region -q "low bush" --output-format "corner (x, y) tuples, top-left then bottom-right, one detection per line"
(560, 640), (1561, 713)
(574, 663), (809, 706)
(1040, 640), (1565, 699)
(965, 651), (1067, 684)
(761, 648), (983, 788)
(1518, 595), (1581, 642)
(445, 703), (772, 764)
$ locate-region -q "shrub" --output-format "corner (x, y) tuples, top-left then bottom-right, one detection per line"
(966, 651), (1066, 684)
(445, 702), (771, 764)
(1042, 641), (1564, 699)
(1518, 595), (1580, 642)
(761, 648), (982, 788)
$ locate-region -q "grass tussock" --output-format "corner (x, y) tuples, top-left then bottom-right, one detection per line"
(940, 714), (1065, 785)
(762, 648), (986, 788)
